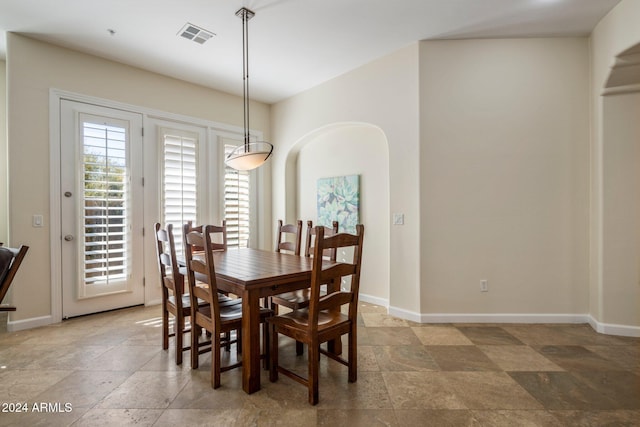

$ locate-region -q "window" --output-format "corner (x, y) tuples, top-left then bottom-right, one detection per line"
(223, 140), (250, 248)
(81, 121), (129, 286)
(161, 130), (198, 253)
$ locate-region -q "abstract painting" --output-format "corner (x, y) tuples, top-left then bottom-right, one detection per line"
(317, 175), (360, 233)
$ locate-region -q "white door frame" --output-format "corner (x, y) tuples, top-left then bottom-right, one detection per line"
(49, 89), (266, 323)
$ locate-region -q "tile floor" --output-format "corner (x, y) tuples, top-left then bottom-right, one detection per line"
(0, 303), (639, 426)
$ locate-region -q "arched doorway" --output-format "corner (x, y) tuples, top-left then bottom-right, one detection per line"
(284, 122), (391, 305)
(599, 42), (640, 330)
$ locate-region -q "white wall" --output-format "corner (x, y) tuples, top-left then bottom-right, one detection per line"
(5, 34), (271, 323)
(419, 38), (590, 317)
(590, 0), (640, 332)
(296, 124), (390, 304)
(271, 44), (422, 316)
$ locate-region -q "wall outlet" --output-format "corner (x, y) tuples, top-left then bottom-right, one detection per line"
(480, 279), (488, 292)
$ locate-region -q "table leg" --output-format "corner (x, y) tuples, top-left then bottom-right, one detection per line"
(242, 289), (261, 394)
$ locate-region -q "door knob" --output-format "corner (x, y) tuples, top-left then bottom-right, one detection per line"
(64, 191), (72, 197)
(64, 235), (74, 241)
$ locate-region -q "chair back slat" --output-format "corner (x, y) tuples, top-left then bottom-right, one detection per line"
(317, 291), (352, 312)
(318, 263), (357, 285)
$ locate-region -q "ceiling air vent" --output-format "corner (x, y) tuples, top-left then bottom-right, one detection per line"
(178, 23), (215, 44)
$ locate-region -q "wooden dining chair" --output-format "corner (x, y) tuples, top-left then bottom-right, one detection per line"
(155, 223), (201, 365)
(0, 245), (29, 312)
(184, 220), (239, 350)
(270, 220), (339, 354)
(185, 220), (227, 251)
(270, 221), (338, 310)
(304, 220), (339, 261)
(268, 224), (364, 405)
(184, 224), (273, 389)
(275, 220), (302, 255)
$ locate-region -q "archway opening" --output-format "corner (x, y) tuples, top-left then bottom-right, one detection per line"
(283, 122), (391, 305)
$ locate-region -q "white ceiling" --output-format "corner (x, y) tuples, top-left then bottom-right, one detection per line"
(0, 0), (621, 104)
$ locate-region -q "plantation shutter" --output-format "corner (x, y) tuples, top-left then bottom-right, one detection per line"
(224, 142), (250, 248)
(82, 122), (129, 285)
(162, 133), (198, 253)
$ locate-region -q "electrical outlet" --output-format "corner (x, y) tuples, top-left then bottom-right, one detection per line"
(480, 280), (488, 292)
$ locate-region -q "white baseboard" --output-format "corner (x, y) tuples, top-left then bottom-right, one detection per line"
(388, 306), (640, 337)
(7, 315), (54, 332)
(416, 312), (591, 324)
(358, 293), (388, 308)
(588, 315), (640, 337)
(388, 305), (422, 323)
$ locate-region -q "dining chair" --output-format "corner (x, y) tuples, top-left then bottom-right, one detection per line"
(185, 220), (227, 251)
(304, 220), (339, 261)
(155, 223), (206, 365)
(271, 220), (338, 309)
(275, 219), (302, 255)
(0, 245), (29, 312)
(155, 223), (193, 364)
(183, 220), (238, 350)
(184, 224), (273, 389)
(270, 220), (339, 355)
(268, 224), (364, 405)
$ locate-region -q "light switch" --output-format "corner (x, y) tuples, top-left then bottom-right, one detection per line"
(392, 213), (404, 225)
(33, 215), (44, 228)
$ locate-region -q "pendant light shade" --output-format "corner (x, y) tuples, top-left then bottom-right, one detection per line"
(225, 141), (273, 171)
(225, 7), (273, 171)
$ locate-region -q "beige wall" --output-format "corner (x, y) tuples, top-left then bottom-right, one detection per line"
(419, 38), (590, 316)
(271, 45), (422, 315)
(602, 93), (640, 326)
(296, 124), (390, 303)
(6, 34), (270, 322)
(0, 60), (7, 245)
(590, 0), (640, 331)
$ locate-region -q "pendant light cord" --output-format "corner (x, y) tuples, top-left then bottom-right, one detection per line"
(242, 9), (250, 150)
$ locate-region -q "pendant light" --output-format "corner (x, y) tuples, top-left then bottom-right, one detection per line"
(225, 7), (273, 171)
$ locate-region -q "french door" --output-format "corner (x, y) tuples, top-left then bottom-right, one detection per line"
(60, 100), (144, 318)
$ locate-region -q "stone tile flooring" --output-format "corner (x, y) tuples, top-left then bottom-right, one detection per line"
(0, 303), (638, 426)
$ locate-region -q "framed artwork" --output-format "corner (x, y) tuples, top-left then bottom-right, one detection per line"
(317, 175), (360, 233)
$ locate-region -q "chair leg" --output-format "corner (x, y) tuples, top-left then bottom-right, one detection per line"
(348, 329), (357, 383)
(162, 307), (169, 350)
(191, 324), (200, 369)
(295, 340), (303, 356)
(308, 340), (320, 405)
(212, 329), (222, 389)
(176, 315), (184, 365)
(269, 324), (278, 382)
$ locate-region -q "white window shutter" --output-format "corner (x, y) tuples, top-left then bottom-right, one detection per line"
(82, 122), (129, 285)
(162, 133), (198, 253)
(224, 143), (250, 248)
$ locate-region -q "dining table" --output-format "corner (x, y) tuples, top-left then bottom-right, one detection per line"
(209, 247), (339, 394)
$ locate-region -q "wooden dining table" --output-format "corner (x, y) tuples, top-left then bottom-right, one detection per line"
(210, 247), (338, 394)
